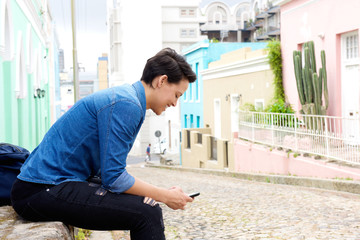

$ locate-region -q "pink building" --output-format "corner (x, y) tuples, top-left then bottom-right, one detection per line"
(278, 0), (360, 119)
(233, 0), (360, 180)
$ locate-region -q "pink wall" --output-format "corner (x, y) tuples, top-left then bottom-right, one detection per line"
(234, 139), (360, 180)
(280, 0), (360, 117)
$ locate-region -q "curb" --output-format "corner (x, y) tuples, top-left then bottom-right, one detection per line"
(147, 164), (360, 195)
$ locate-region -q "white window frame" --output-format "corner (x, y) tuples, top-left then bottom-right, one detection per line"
(180, 8), (197, 17)
(179, 28), (197, 38)
(231, 94), (240, 134)
(33, 47), (41, 95)
(214, 98), (221, 139)
(26, 23), (33, 73)
(254, 98), (264, 111)
(15, 31), (27, 99)
(0, 0), (14, 60)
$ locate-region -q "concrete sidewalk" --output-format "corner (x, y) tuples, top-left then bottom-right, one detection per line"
(148, 163), (360, 195)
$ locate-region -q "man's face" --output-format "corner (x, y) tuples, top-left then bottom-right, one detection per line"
(152, 76), (189, 115)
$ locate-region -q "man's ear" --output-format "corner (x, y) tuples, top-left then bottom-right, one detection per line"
(158, 75), (168, 87)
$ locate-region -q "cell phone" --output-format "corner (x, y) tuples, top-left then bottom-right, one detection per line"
(188, 192), (200, 198)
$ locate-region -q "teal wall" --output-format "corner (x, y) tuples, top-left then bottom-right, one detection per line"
(0, 0), (51, 151)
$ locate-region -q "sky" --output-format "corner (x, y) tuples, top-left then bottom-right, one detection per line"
(47, 0), (243, 76)
(48, 0), (109, 75)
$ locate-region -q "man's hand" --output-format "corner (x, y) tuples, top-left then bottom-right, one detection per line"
(125, 178), (193, 210)
(164, 186), (193, 210)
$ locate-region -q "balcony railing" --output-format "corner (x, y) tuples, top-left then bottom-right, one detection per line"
(238, 111), (360, 165)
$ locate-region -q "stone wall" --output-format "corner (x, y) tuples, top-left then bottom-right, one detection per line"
(0, 206), (73, 239)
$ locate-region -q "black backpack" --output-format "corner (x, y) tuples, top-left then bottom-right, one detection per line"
(0, 143), (30, 206)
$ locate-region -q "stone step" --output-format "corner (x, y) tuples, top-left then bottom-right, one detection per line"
(0, 206), (73, 240)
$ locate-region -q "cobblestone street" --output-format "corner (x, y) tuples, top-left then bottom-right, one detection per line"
(109, 162), (360, 240)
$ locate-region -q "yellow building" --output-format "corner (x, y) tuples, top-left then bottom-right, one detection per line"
(181, 47), (274, 171)
(202, 47), (273, 141)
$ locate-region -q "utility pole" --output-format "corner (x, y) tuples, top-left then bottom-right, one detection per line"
(71, 0), (79, 103)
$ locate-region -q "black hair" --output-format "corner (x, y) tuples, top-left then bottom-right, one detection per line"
(141, 48), (196, 86)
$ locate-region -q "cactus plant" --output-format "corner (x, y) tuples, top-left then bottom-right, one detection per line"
(293, 41), (329, 116)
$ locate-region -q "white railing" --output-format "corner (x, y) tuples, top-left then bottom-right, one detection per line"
(238, 111), (360, 165)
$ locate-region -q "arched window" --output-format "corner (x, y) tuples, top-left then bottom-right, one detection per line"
(0, 0), (14, 61)
(207, 5), (228, 25)
(33, 47), (42, 95)
(42, 48), (48, 84)
(26, 24), (33, 73)
(253, 1), (260, 17)
(236, 4), (250, 27)
(214, 12), (222, 24)
(15, 31), (27, 99)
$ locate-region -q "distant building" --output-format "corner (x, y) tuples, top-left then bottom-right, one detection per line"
(78, 71), (96, 99)
(59, 71), (74, 116)
(161, 0), (207, 53)
(161, 0), (207, 154)
(58, 49), (65, 72)
(97, 53), (109, 90)
(199, 0), (280, 42)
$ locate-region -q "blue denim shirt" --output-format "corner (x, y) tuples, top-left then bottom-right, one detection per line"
(18, 81), (146, 193)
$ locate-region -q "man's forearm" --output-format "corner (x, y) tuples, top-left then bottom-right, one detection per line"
(124, 177), (169, 203)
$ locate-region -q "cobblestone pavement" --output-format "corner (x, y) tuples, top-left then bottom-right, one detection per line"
(117, 163), (360, 240)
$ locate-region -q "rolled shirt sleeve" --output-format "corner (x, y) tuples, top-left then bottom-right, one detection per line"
(97, 93), (144, 193)
(109, 170), (135, 193)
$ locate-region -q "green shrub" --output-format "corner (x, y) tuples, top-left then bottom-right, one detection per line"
(240, 103), (256, 112)
(267, 39), (285, 102)
(265, 99), (294, 114)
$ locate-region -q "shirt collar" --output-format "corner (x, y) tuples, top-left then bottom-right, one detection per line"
(132, 81), (146, 117)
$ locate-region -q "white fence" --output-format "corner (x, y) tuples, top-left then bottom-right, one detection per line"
(238, 111), (360, 165)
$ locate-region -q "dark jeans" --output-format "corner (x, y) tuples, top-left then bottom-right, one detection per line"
(11, 179), (165, 240)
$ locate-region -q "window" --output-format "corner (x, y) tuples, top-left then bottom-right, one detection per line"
(34, 48), (42, 93)
(186, 130), (191, 149)
(196, 116), (200, 128)
(210, 136), (217, 160)
(15, 32), (27, 99)
(255, 99), (264, 111)
(189, 82), (193, 101)
(208, 6), (227, 24)
(179, 29), (197, 38)
(346, 34), (359, 60)
(236, 4), (250, 25)
(26, 24), (33, 73)
(214, 99), (221, 138)
(190, 114), (194, 128)
(1, 2), (14, 61)
(184, 114), (188, 128)
(231, 94), (240, 133)
(197, 132), (202, 144)
(180, 8), (196, 17)
(180, 29), (187, 38)
(180, 9), (187, 16)
(195, 62), (199, 101)
(268, 15), (277, 28)
(183, 87), (187, 101)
